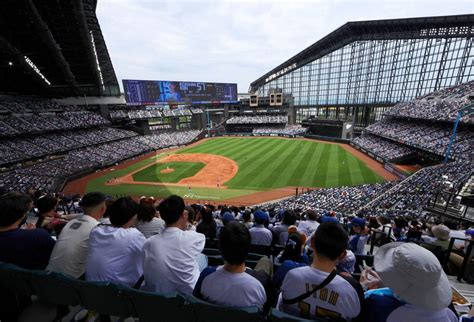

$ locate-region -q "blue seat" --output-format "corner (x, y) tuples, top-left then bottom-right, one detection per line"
(184, 294), (262, 322)
(268, 309), (325, 322)
(0, 263), (35, 297)
(71, 280), (135, 318)
(121, 288), (193, 322)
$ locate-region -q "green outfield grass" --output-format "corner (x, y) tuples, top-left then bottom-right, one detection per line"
(85, 137), (385, 201)
(177, 137), (383, 189)
(133, 161), (205, 183)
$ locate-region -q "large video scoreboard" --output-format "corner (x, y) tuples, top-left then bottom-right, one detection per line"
(123, 79), (238, 105)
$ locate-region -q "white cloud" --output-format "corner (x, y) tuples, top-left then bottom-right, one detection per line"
(97, 0), (473, 93)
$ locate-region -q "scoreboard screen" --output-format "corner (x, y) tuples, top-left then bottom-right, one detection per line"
(123, 79), (238, 105)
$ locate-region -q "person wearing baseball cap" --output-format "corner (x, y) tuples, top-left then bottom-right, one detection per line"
(364, 242), (457, 322)
(348, 217), (370, 255)
(249, 210), (272, 246)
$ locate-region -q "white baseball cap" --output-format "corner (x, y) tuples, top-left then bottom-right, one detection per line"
(374, 242), (452, 310)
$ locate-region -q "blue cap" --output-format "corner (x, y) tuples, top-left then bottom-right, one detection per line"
(465, 229), (474, 236)
(351, 217), (366, 227)
(254, 210), (269, 223)
(321, 215), (338, 223)
(222, 212), (235, 225)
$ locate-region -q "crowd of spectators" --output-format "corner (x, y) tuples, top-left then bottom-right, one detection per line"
(0, 128), (137, 165)
(420, 80), (474, 100)
(226, 115), (288, 125)
(110, 108), (194, 120)
(0, 130), (200, 192)
(266, 182), (396, 216)
(385, 99), (471, 123)
(365, 118), (472, 160)
(385, 81), (473, 123)
(1, 190), (470, 321)
(0, 112), (110, 137)
(0, 99), (77, 113)
(360, 161), (471, 219)
(352, 134), (416, 161)
(252, 125), (308, 136)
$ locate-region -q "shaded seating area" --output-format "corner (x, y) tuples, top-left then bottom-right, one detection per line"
(0, 263), (333, 322)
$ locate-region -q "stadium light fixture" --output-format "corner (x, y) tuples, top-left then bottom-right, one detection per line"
(24, 56), (51, 85)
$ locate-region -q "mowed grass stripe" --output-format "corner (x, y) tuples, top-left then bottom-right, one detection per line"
(274, 141), (319, 186)
(258, 140), (307, 188)
(182, 137), (241, 154)
(285, 141), (316, 186)
(312, 144), (332, 186)
(227, 139), (288, 189)
(219, 137), (271, 160)
(228, 139), (282, 173)
(337, 147), (352, 186)
(346, 153), (364, 184)
(324, 145), (341, 187)
(298, 143), (325, 186)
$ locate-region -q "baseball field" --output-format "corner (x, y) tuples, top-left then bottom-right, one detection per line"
(65, 137), (396, 204)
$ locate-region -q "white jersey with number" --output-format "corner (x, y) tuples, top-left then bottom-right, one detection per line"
(279, 266), (362, 321)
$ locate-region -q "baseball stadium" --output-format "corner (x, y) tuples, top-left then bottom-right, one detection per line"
(0, 1), (473, 321)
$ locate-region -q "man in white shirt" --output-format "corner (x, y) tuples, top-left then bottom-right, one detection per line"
(194, 222), (277, 312)
(86, 197), (145, 287)
(47, 192), (106, 278)
(297, 210), (320, 238)
(143, 195), (206, 295)
(279, 222), (364, 321)
(249, 211), (272, 246)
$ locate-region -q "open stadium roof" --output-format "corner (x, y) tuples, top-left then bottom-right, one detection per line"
(250, 14), (474, 92)
(0, 0), (119, 97)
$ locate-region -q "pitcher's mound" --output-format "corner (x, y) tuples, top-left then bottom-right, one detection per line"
(160, 168), (175, 174)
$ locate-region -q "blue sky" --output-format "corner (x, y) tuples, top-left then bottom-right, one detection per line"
(97, 0), (473, 93)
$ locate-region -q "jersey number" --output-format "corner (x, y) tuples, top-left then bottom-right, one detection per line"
(298, 301), (341, 320)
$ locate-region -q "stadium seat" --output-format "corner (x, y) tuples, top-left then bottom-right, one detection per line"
(250, 245), (273, 257)
(0, 263), (35, 319)
(202, 248), (221, 256)
(27, 271), (81, 307)
(273, 245), (285, 257)
(205, 238), (218, 249)
(184, 294), (263, 322)
(71, 279), (135, 319)
(120, 288), (192, 322)
(0, 263), (35, 297)
(245, 252), (266, 269)
(268, 308), (323, 321)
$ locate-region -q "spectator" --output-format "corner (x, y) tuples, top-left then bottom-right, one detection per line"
(186, 206), (196, 231)
(273, 228), (310, 289)
(194, 222), (276, 312)
(298, 210), (320, 237)
(35, 194), (65, 235)
(427, 224), (451, 251)
(143, 195), (206, 294)
(349, 218), (370, 255)
(273, 210), (298, 245)
(364, 243), (457, 322)
(249, 211), (273, 246)
(196, 207), (217, 239)
(47, 192), (107, 278)
(337, 250), (356, 274)
(242, 209), (254, 229)
(0, 192), (55, 269)
(85, 197), (145, 287)
(278, 222), (364, 321)
(135, 202), (165, 238)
